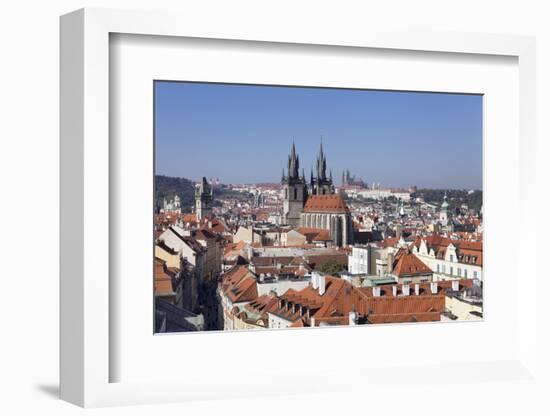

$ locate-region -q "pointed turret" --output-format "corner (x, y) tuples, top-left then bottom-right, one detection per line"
(281, 140), (307, 227)
(287, 141), (300, 179)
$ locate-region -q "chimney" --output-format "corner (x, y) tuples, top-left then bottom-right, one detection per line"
(312, 271), (320, 289)
(402, 284), (410, 296)
(430, 282), (438, 294)
(318, 274), (326, 296)
(348, 311), (357, 326)
(452, 280), (459, 291)
(373, 286), (381, 297)
(414, 283), (420, 296)
(392, 286), (397, 297)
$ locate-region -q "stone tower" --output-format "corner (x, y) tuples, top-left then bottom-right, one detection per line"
(310, 142), (335, 195)
(195, 177), (213, 220)
(439, 192), (449, 226)
(282, 142), (308, 227)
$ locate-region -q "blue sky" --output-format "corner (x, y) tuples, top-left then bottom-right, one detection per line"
(155, 81), (482, 189)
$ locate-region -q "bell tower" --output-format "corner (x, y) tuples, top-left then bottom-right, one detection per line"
(195, 177), (213, 220)
(282, 142), (308, 227)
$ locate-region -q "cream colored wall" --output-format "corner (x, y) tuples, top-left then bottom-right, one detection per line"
(286, 231), (307, 246)
(232, 315), (264, 330)
(154, 245), (180, 269)
(445, 296), (483, 321)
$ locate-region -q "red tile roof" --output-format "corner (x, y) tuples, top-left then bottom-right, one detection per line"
(221, 266), (258, 303)
(181, 213), (197, 223)
(295, 227), (332, 242)
(392, 249), (433, 277)
(266, 276), (475, 326)
(154, 257), (176, 298)
(413, 234), (483, 266)
(303, 194), (349, 213)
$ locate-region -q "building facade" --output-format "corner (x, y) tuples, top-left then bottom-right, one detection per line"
(412, 235), (483, 282)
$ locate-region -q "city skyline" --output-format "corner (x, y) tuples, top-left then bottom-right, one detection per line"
(155, 81), (483, 189)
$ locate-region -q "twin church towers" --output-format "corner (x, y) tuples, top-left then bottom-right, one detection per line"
(281, 141), (336, 227)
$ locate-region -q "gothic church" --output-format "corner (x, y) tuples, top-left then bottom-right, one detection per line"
(281, 142), (353, 246)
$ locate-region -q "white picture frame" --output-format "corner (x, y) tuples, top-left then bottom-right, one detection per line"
(60, 7), (539, 408)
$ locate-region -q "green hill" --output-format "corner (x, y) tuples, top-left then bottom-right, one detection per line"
(155, 175), (194, 212)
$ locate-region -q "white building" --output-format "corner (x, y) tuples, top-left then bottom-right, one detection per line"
(348, 245), (371, 275)
(412, 236), (483, 282)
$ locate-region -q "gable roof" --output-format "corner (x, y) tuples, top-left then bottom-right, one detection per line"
(303, 194), (349, 213)
(414, 235), (483, 266)
(154, 257), (176, 297)
(392, 249), (433, 277)
(221, 266), (258, 303)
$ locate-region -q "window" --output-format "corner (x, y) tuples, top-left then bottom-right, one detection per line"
(450, 266), (453, 276)
(450, 255), (454, 262)
(458, 268), (462, 277)
(294, 188), (297, 199)
(437, 264), (440, 273)
(464, 269), (468, 278)
(442, 265), (446, 274)
(473, 271), (478, 279)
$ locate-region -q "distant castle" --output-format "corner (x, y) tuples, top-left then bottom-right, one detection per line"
(281, 142), (353, 246)
(341, 169), (366, 188)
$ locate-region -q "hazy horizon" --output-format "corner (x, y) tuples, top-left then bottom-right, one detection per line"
(155, 82), (483, 189)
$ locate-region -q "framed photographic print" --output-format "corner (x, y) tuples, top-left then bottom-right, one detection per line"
(60, 7), (539, 408)
(153, 81), (483, 334)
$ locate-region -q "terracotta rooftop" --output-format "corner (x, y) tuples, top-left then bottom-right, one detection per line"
(154, 257), (176, 298)
(296, 227), (332, 242)
(221, 266), (258, 303)
(413, 234), (483, 266)
(303, 194), (349, 213)
(392, 249), (433, 277)
(265, 276), (476, 327)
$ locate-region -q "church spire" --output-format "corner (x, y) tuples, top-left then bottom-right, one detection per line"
(317, 139), (327, 181)
(287, 140), (299, 179)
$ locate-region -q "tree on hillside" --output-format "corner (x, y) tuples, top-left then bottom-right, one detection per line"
(317, 259), (347, 275)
